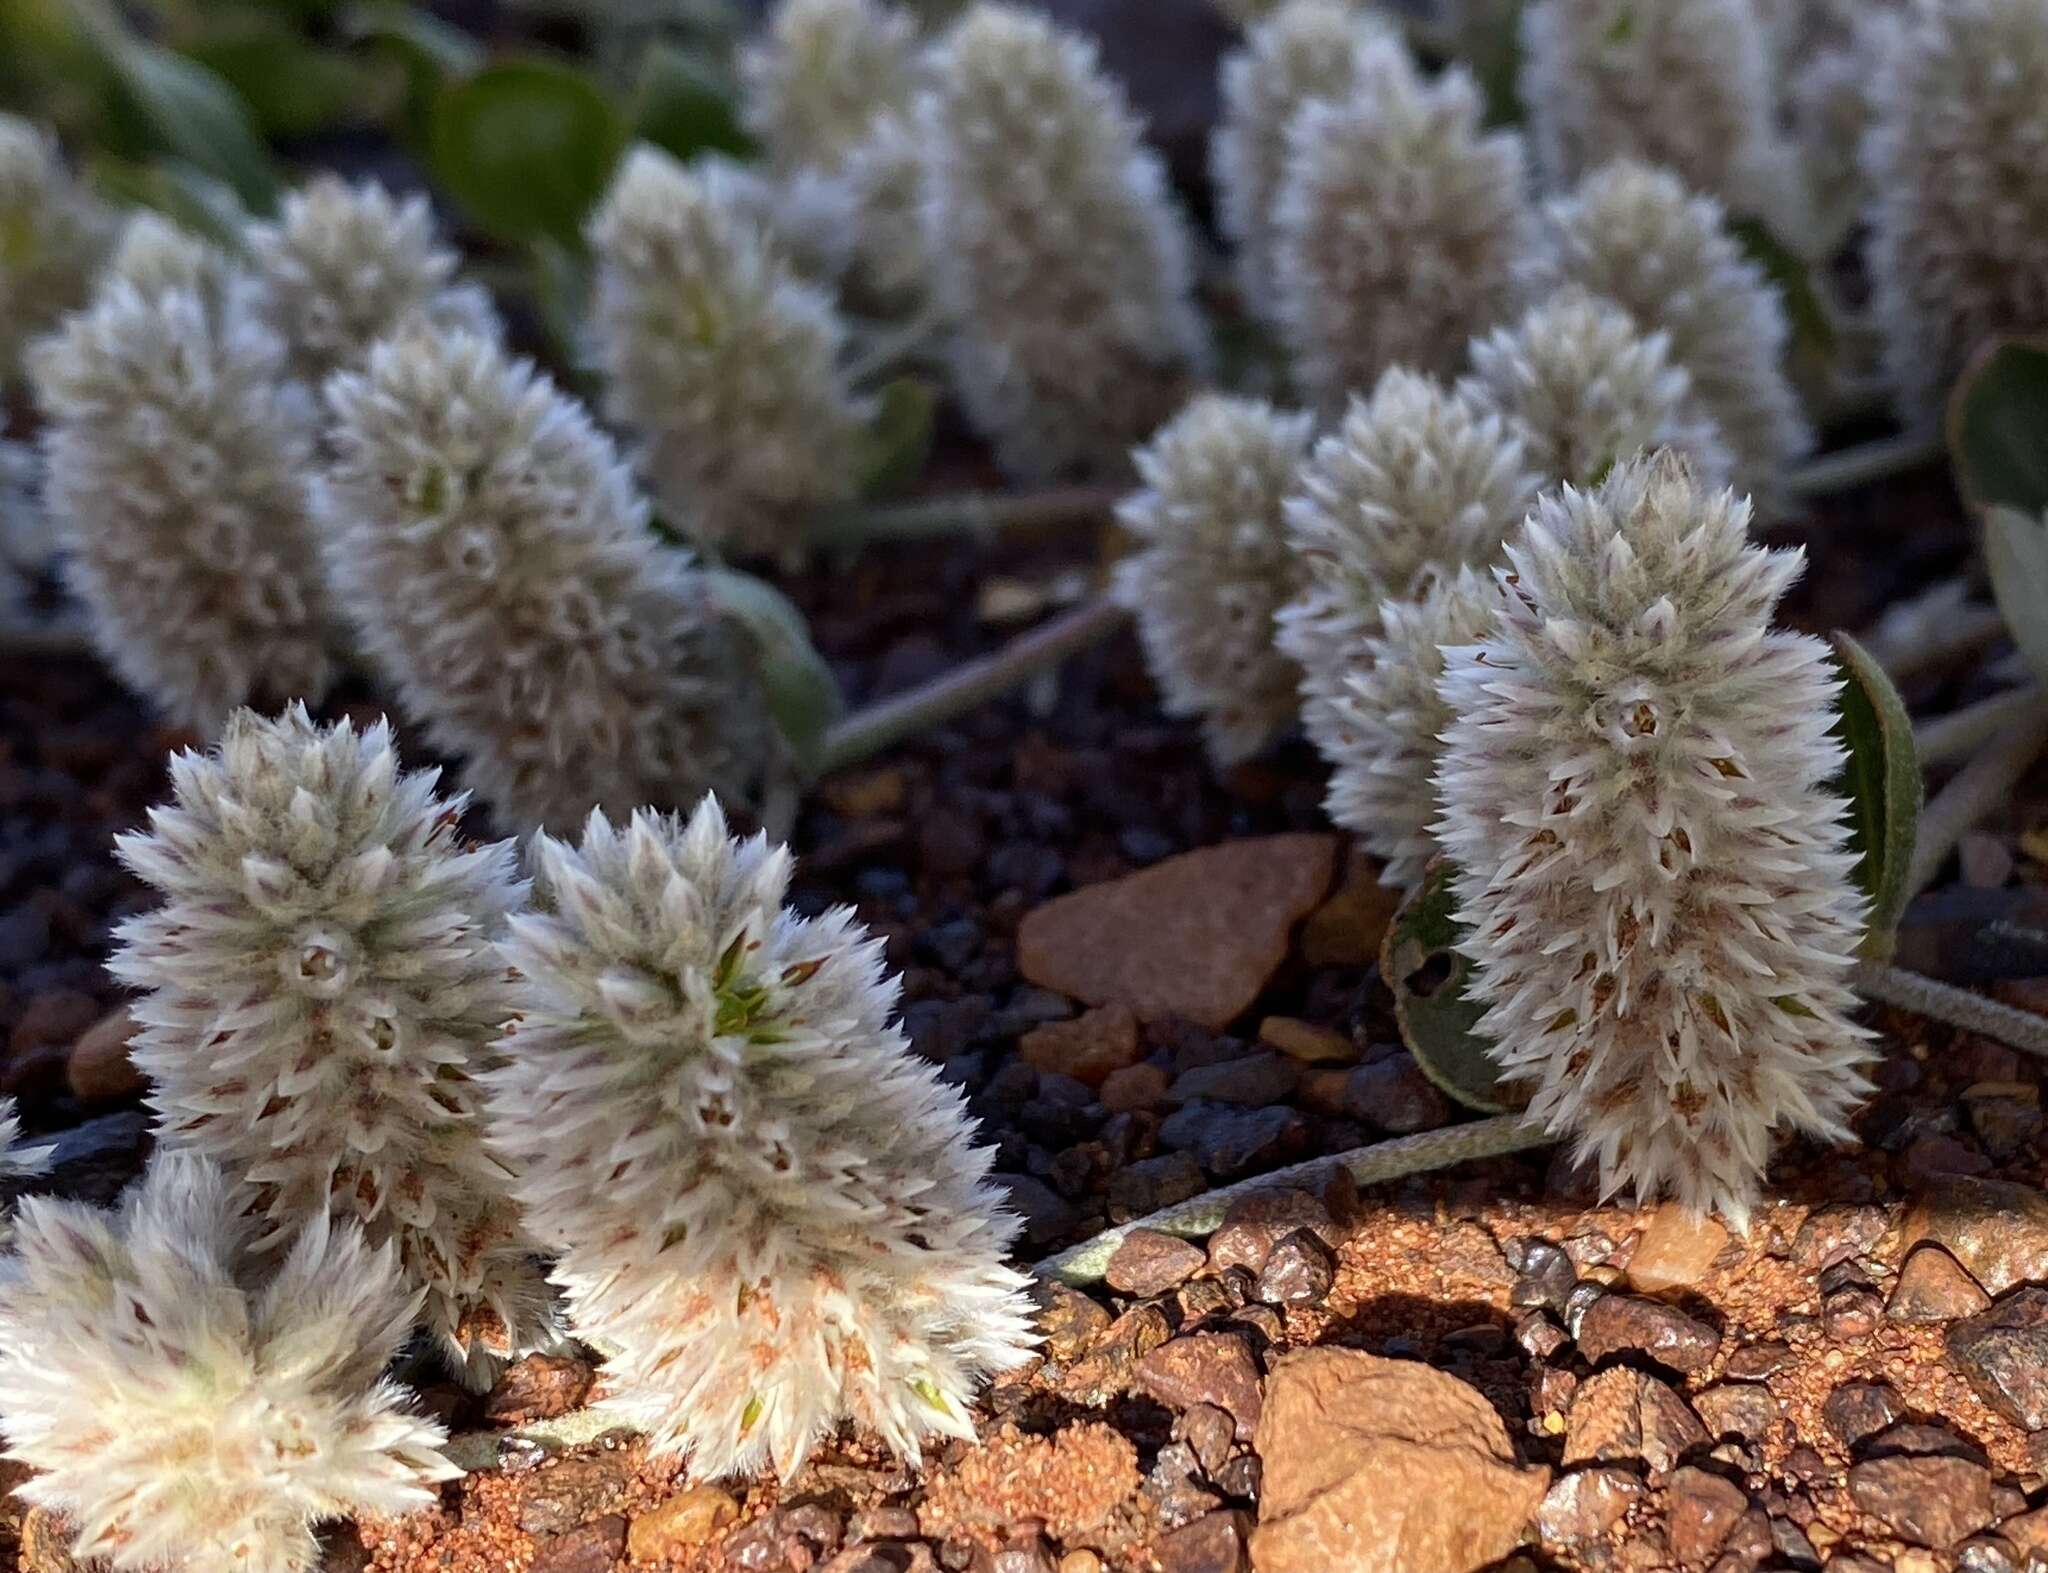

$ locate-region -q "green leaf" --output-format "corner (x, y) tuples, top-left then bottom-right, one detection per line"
(1829, 632), (1923, 961)
(103, 37), (282, 211)
(701, 568), (845, 778)
(1378, 856), (1524, 1114)
(344, 4), (483, 148)
(855, 377), (938, 500)
(429, 58), (627, 246)
(1461, 0), (1525, 127)
(1948, 338), (2048, 517)
(186, 23), (373, 140)
(1729, 218), (1836, 364)
(634, 43), (754, 161)
(86, 153), (250, 248)
(1985, 505), (2048, 691)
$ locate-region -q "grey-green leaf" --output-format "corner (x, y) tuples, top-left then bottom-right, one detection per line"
(1948, 337), (2048, 517)
(855, 377), (938, 500)
(1379, 856), (1524, 1114)
(429, 58), (627, 246)
(1985, 505), (2048, 692)
(106, 39), (281, 212)
(702, 568), (845, 778)
(634, 43), (754, 161)
(1830, 631), (1923, 961)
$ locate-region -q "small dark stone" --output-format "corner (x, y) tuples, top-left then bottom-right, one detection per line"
(1105, 1228), (1208, 1297)
(1691, 1383), (1780, 1444)
(1176, 1402), (1237, 1477)
(1536, 1465), (1644, 1548)
(1793, 1204), (1887, 1268)
(1509, 1237), (1578, 1313)
(517, 1456), (630, 1536)
(1666, 1465), (1748, 1568)
(1205, 1188), (1336, 1276)
(1057, 1303), (1172, 1404)
(1823, 1286), (1883, 1342)
(1109, 1152), (1207, 1222)
(1864, 1421), (1987, 1462)
(990, 1527), (1056, 1573)
(1515, 1310), (1569, 1360)
(485, 1354), (597, 1427)
(1136, 1332), (1264, 1438)
(1165, 1053), (1299, 1108)
(1848, 1454), (1996, 1549)
(994, 1173), (1080, 1245)
(1562, 1281), (1607, 1336)
(1888, 1244), (1994, 1323)
(1723, 1341), (1793, 1380)
(1340, 1054), (1450, 1134)
(1948, 1287), (2048, 1429)
(1175, 1275), (1233, 1326)
(1768, 1513), (1819, 1568)
(1820, 1382), (1906, 1449)
(1212, 1453), (1261, 1502)
(846, 1507), (922, 1542)
(1155, 1510), (1248, 1573)
(1158, 1102), (1310, 1178)
(1575, 1294), (1722, 1374)
(529, 1517), (628, 1573)
(1254, 1228), (1335, 1306)
(1563, 1366), (1708, 1476)
(1034, 1281), (1113, 1361)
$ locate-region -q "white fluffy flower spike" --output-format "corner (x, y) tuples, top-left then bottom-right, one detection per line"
(739, 0), (923, 173)
(1864, 0), (2048, 419)
(1458, 288), (1732, 489)
(484, 798), (1036, 1480)
(111, 706), (554, 1382)
(1272, 57), (1529, 411)
(31, 216), (337, 733)
(1211, 0), (1405, 326)
(1274, 367), (1540, 769)
(588, 145), (867, 558)
(323, 323), (783, 834)
(246, 175), (495, 385)
(1519, 0), (1802, 236)
(0, 114), (111, 380)
(1114, 395), (1316, 767)
(1434, 452), (1873, 1224)
(0, 1151), (456, 1573)
(1323, 566), (1499, 889)
(1522, 161), (1812, 504)
(920, 3), (1211, 479)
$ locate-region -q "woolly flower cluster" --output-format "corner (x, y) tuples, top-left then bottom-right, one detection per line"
(920, 3), (1210, 479)
(1459, 288), (1731, 489)
(1864, 0), (2048, 419)
(1272, 53), (1528, 412)
(1322, 566), (1498, 889)
(484, 799), (1035, 1480)
(1211, 0), (1402, 326)
(32, 217), (337, 733)
(1435, 452), (1872, 1224)
(1275, 367), (1539, 771)
(111, 706), (554, 1381)
(323, 324), (782, 834)
(1520, 0), (1800, 235)
(0, 1152), (454, 1573)
(1114, 395), (1315, 768)
(246, 175), (496, 386)
(0, 113), (110, 379)
(739, 0), (923, 173)
(589, 146), (866, 559)
(1522, 161), (1811, 504)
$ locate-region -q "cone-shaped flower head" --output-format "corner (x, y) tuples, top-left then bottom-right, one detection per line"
(1275, 367), (1540, 768)
(838, 110), (936, 307)
(0, 1151), (456, 1573)
(1781, 0), (1907, 252)
(1323, 566), (1499, 889)
(1113, 395), (1316, 767)
(483, 799), (1035, 1480)
(588, 145), (867, 558)
(920, 3), (1211, 479)
(1522, 161), (1811, 504)
(323, 324), (783, 834)
(110, 706), (554, 1382)
(1272, 57), (1529, 411)
(1519, 0), (1801, 235)
(31, 216), (337, 733)
(1864, 0), (2048, 419)
(739, 0), (923, 173)
(1212, 0), (1407, 326)
(0, 114), (112, 380)
(245, 175), (495, 386)
(1458, 288), (1732, 489)
(1434, 452), (1873, 1224)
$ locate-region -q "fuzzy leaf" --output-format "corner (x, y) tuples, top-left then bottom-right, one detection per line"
(1985, 505), (2048, 691)
(87, 154), (249, 248)
(635, 43), (755, 161)
(1728, 218), (1835, 363)
(1949, 338), (2048, 517)
(430, 59), (626, 246)
(702, 568), (845, 777)
(856, 377), (938, 499)
(1830, 632), (1922, 961)
(1379, 856), (1524, 1114)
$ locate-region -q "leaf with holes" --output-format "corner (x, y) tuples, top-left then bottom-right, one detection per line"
(1829, 632), (1922, 961)
(1379, 856), (1523, 1113)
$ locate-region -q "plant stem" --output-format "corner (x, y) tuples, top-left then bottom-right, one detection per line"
(1036, 1114), (1551, 1287)
(844, 305), (948, 386)
(1907, 708), (2048, 896)
(1857, 961), (2048, 1060)
(1915, 686), (2044, 765)
(1785, 429), (1945, 499)
(814, 594), (1128, 775)
(812, 485), (1123, 548)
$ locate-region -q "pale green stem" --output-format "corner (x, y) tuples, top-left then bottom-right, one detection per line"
(1857, 961), (2048, 1061)
(843, 304), (948, 386)
(814, 594), (1128, 775)
(810, 485), (1122, 549)
(1907, 708), (2048, 897)
(1785, 429), (1945, 499)
(1914, 686), (2043, 766)
(1036, 1114), (1551, 1288)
